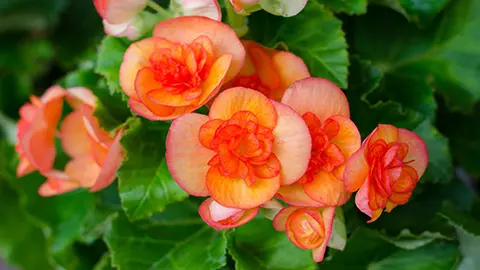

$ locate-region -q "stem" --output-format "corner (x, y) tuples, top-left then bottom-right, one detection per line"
(224, 0), (237, 27)
(147, 1), (171, 18)
(223, 0), (249, 37)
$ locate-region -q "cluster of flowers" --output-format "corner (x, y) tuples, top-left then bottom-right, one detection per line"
(15, 0), (428, 262)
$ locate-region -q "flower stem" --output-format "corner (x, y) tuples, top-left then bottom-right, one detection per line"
(147, 0), (171, 18)
(223, 0), (249, 37)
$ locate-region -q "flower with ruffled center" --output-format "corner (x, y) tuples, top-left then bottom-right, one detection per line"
(344, 124), (428, 222)
(276, 78), (361, 207)
(225, 40), (309, 101)
(120, 16), (245, 120)
(166, 87), (311, 209)
(273, 206), (335, 262)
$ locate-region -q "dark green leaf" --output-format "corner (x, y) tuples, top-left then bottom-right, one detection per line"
(118, 118), (188, 221)
(317, 0), (367, 14)
(104, 202), (227, 270)
(96, 36), (131, 96)
(368, 242), (459, 270)
(380, 229), (451, 250)
(248, 1), (349, 88)
(228, 218), (316, 270)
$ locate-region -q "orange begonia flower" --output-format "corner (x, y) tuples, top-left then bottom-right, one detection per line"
(166, 87), (311, 209)
(120, 16), (245, 120)
(225, 40), (310, 102)
(199, 198), (259, 229)
(273, 206), (335, 262)
(276, 78), (361, 207)
(177, 0), (222, 21)
(94, 0), (147, 39)
(16, 86), (65, 177)
(38, 87), (124, 196)
(344, 124), (428, 222)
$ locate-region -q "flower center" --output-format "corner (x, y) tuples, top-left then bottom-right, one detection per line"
(287, 209), (325, 248)
(148, 37), (213, 100)
(199, 111), (281, 186)
(366, 139), (417, 210)
(297, 112), (345, 184)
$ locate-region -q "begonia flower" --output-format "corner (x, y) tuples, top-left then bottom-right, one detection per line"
(276, 78), (361, 207)
(38, 87), (124, 196)
(166, 87), (311, 209)
(16, 86), (65, 177)
(176, 0), (222, 21)
(225, 40), (310, 102)
(199, 198), (259, 229)
(120, 16), (245, 120)
(344, 124), (428, 222)
(273, 206), (335, 262)
(94, 0), (148, 39)
(230, 0), (308, 17)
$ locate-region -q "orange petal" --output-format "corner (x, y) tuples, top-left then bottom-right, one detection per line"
(199, 198), (258, 230)
(354, 176), (373, 218)
(328, 115), (361, 162)
(60, 111), (92, 158)
(66, 87), (97, 109)
(65, 156), (102, 188)
(272, 51), (310, 100)
(166, 113), (215, 196)
(367, 124), (398, 147)
(281, 78), (349, 122)
(153, 16), (245, 83)
(82, 105), (113, 147)
(277, 184), (325, 207)
(209, 87), (277, 129)
(128, 98), (180, 121)
(272, 102), (312, 185)
(397, 128), (428, 178)
(120, 37), (174, 99)
(206, 166), (280, 209)
(90, 129), (124, 192)
(199, 119), (224, 149)
(40, 85), (65, 104)
(304, 171), (351, 206)
(39, 171), (80, 197)
(312, 207), (335, 262)
(246, 42), (281, 91)
(343, 147), (368, 192)
(196, 54), (233, 104)
(389, 191), (412, 205)
(16, 158), (35, 177)
(272, 206), (299, 232)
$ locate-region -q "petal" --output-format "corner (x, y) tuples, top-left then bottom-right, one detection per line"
(128, 98), (180, 121)
(397, 128), (428, 178)
(199, 119), (223, 149)
(153, 16), (245, 83)
(66, 87), (97, 109)
(328, 115), (361, 161)
(65, 156), (102, 188)
(259, 0), (308, 17)
(389, 192), (412, 205)
(16, 158), (35, 177)
(272, 206), (299, 231)
(81, 105), (113, 147)
(199, 198), (259, 230)
(304, 171), (351, 206)
(277, 184), (325, 207)
(343, 147), (368, 192)
(206, 166), (280, 209)
(39, 171), (80, 197)
(120, 37), (173, 99)
(271, 51), (310, 100)
(60, 111), (91, 158)
(209, 199), (243, 221)
(104, 0), (147, 24)
(90, 129), (124, 192)
(40, 85), (65, 104)
(103, 19), (140, 40)
(209, 87), (277, 129)
(271, 102), (311, 185)
(312, 207), (335, 262)
(196, 54), (233, 104)
(246, 42), (281, 91)
(281, 78), (349, 122)
(354, 177), (373, 218)
(367, 124), (398, 146)
(181, 0), (222, 21)
(166, 113), (214, 196)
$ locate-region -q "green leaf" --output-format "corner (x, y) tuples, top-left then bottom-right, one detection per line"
(93, 253), (116, 270)
(320, 228), (398, 270)
(370, 0), (451, 27)
(79, 207), (118, 245)
(317, 0), (367, 15)
(228, 217), (315, 270)
(380, 229), (451, 250)
(248, 1), (349, 88)
(413, 120), (453, 183)
(439, 202), (480, 236)
(352, 1), (480, 112)
(367, 242), (459, 270)
(104, 202), (227, 270)
(0, 72), (33, 118)
(328, 207), (347, 251)
(456, 226), (480, 270)
(96, 36), (131, 96)
(118, 118), (188, 221)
